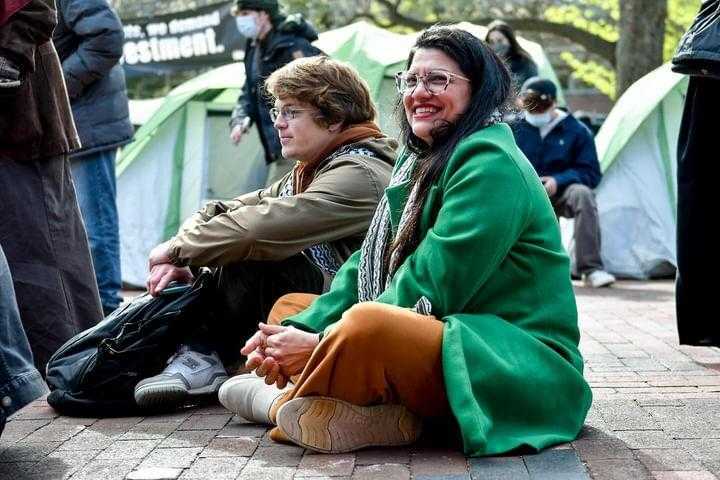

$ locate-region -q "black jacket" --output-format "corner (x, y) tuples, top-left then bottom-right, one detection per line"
(508, 54), (538, 89)
(230, 14), (322, 164)
(512, 113), (602, 195)
(53, 0), (133, 156)
(672, 0), (720, 78)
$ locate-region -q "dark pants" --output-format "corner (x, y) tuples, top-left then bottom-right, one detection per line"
(676, 76), (719, 346)
(0, 154), (103, 372)
(0, 244), (49, 436)
(552, 183), (604, 276)
(201, 254), (324, 366)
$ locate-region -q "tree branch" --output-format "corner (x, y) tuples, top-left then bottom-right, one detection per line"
(370, 0), (617, 66)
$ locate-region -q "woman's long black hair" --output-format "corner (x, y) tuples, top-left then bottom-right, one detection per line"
(387, 26), (513, 274)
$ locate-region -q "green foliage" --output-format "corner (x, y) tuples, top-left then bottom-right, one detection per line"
(546, 0), (699, 99)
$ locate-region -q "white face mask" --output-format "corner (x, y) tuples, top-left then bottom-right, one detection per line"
(235, 15), (259, 39)
(525, 110), (552, 128)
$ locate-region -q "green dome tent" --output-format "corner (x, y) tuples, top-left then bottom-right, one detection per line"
(119, 21), (563, 286)
(592, 64), (687, 279)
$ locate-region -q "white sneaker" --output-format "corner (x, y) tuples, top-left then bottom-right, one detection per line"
(582, 269), (616, 288)
(218, 373), (291, 424)
(134, 345), (229, 409)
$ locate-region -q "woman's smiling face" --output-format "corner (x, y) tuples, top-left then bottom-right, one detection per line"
(402, 48), (472, 145)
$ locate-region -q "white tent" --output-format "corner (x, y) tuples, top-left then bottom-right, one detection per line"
(593, 64), (687, 279)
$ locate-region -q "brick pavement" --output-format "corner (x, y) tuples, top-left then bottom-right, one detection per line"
(2, 280), (719, 479)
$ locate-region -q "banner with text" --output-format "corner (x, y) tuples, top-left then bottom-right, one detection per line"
(121, 2), (245, 78)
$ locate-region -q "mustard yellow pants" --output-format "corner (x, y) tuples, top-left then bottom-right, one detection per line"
(267, 294), (450, 419)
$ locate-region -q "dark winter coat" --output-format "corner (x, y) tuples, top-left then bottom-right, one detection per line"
(0, 4), (81, 161)
(672, 0), (720, 79)
(53, 0), (133, 157)
(230, 14), (322, 164)
(512, 113), (602, 195)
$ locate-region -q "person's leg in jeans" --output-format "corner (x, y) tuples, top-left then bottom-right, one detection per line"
(70, 149), (122, 315)
(0, 244), (49, 436)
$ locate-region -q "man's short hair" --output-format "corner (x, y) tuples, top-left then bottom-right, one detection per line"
(265, 56), (377, 127)
(520, 76), (557, 113)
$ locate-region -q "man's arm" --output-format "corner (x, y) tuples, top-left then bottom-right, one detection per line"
(167, 158), (386, 267)
(58, 0), (124, 99)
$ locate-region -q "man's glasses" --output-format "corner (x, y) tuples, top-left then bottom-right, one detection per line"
(394, 70), (470, 95)
(269, 107), (314, 122)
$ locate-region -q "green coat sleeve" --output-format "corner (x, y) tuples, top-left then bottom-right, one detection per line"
(375, 134), (532, 318)
(281, 249), (361, 333)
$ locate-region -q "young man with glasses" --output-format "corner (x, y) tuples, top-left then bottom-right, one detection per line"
(135, 57), (395, 411)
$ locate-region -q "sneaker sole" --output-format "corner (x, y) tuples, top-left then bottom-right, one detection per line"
(276, 396), (422, 453)
(135, 376), (228, 409)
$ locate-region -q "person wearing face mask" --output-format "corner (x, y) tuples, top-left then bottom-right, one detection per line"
(228, 0), (323, 186)
(485, 20), (538, 89)
(513, 76), (615, 288)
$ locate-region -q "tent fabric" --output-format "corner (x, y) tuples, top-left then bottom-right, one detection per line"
(593, 64), (687, 279)
(118, 21), (564, 286)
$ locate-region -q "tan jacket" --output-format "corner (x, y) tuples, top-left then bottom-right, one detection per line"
(167, 137), (397, 269)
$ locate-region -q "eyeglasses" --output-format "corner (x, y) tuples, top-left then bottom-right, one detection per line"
(269, 106), (314, 123)
(394, 70), (471, 95)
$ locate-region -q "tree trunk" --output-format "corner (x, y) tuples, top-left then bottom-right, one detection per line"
(616, 0), (668, 97)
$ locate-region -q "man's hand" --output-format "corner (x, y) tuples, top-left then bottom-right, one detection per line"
(540, 176), (558, 197)
(229, 118), (251, 145)
(146, 263), (193, 296)
(148, 241), (173, 268)
(230, 125), (245, 145)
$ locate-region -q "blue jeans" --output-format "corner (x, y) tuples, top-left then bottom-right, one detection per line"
(71, 150), (122, 313)
(0, 245), (49, 436)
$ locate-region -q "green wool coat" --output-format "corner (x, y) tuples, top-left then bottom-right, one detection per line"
(282, 123), (593, 456)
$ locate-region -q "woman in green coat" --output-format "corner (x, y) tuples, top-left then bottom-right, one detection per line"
(219, 26), (592, 456)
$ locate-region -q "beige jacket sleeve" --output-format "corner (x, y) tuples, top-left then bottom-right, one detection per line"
(166, 156), (387, 267)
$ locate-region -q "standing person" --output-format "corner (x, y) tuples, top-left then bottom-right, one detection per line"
(220, 27), (592, 456)
(229, 0), (323, 186)
(485, 20), (538, 88)
(53, 0), (134, 316)
(1, 244), (49, 436)
(513, 77), (615, 288)
(0, 1), (104, 372)
(672, 0), (720, 346)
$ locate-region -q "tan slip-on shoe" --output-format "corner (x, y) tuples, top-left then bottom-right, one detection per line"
(275, 396), (422, 453)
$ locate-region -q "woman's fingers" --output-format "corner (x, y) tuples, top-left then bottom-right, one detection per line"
(244, 349), (265, 370)
(259, 322), (285, 336)
(276, 374), (288, 389)
(265, 362), (281, 385)
(240, 331), (266, 356)
(255, 356), (276, 377)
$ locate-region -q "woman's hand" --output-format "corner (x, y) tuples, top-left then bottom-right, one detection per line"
(241, 323), (320, 386)
(260, 323), (320, 377)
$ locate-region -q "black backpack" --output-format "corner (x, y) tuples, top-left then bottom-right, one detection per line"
(46, 270), (215, 417)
